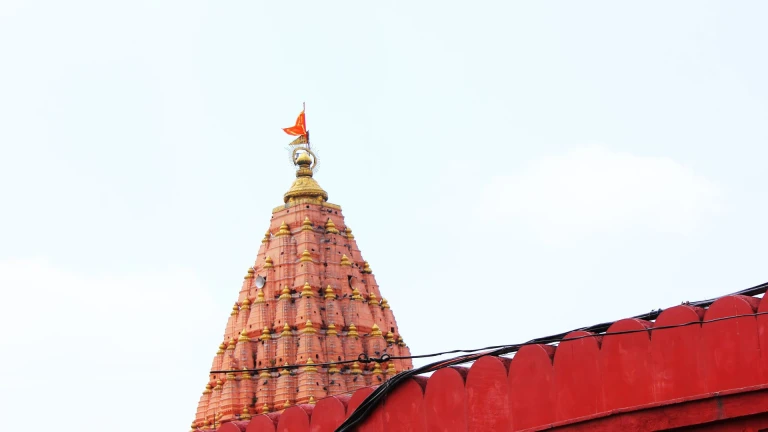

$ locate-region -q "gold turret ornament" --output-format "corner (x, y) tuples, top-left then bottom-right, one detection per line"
(387, 362), (397, 375)
(241, 405), (252, 420)
(324, 285), (336, 299)
(347, 323), (359, 337)
(304, 358), (318, 373)
(264, 256), (274, 269)
(281, 323), (292, 337)
(300, 249), (313, 263)
(301, 281), (314, 297)
(245, 267), (255, 279)
(275, 221), (291, 237)
(325, 218), (340, 234)
(326, 323), (338, 336)
(279, 286), (291, 300)
(386, 331), (396, 344)
(371, 323), (383, 337)
(351, 287), (363, 301)
(280, 363), (291, 376)
(302, 320), (317, 334)
(302, 217), (313, 231)
(340, 254), (352, 267)
(255, 289), (266, 304)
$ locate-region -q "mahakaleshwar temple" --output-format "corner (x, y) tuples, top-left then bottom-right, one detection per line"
(190, 115), (768, 431)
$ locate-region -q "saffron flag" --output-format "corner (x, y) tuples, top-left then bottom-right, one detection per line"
(283, 111), (307, 136)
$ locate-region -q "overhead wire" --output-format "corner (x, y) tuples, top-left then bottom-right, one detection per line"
(334, 280), (768, 432)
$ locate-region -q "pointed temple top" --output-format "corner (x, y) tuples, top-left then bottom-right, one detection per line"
(191, 130), (412, 429)
(283, 148), (328, 205)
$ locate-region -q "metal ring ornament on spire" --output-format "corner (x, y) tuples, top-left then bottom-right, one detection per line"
(292, 146), (318, 171)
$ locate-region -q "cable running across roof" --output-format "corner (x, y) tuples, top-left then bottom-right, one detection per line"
(334, 279), (768, 432)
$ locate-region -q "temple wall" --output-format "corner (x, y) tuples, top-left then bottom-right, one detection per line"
(206, 292), (768, 431)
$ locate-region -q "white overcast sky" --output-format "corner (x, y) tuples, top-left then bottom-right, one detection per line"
(2, 1), (767, 431)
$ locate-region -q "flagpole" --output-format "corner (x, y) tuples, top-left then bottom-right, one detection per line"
(303, 101), (310, 150)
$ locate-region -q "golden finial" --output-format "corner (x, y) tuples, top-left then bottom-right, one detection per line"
(381, 298), (390, 309)
(386, 362), (397, 375)
(245, 267), (255, 279)
(190, 421), (197, 432)
(284, 147), (328, 204)
(301, 281), (314, 297)
(397, 336), (407, 347)
(276, 221), (291, 237)
(302, 320), (317, 334)
(340, 254), (352, 266)
(326, 323), (338, 336)
(260, 327), (271, 341)
(283, 399), (292, 409)
(368, 292), (378, 305)
(217, 342), (226, 355)
(300, 249), (313, 263)
(351, 287), (363, 300)
(261, 403), (270, 414)
(214, 379), (223, 390)
(350, 362), (362, 374)
(304, 358), (318, 373)
(347, 323), (359, 337)
(372, 362), (383, 375)
(226, 369), (237, 379)
(329, 363), (340, 374)
(227, 338), (236, 350)
(324, 285), (336, 299)
(386, 331), (396, 344)
(308, 396), (316, 404)
(241, 296), (251, 308)
(362, 261), (372, 274)
(325, 218), (340, 234)
(280, 363), (291, 376)
(264, 255), (274, 269)
(203, 383), (213, 394)
(241, 404), (252, 420)
(262, 230), (271, 243)
(371, 323), (383, 337)
(260, 368), (271, 379)
(230, 303), (239, 316)
(281, 323), (292, 337)
(238, 328), (249, 342)
(345, 226), (354, 239)
(279, 286), (291, 300)
(255, 289), (266, 304)
(302, 217), (313, 231)
(241, 367), (251, 379)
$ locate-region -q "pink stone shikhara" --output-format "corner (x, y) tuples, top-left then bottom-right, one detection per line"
(192, 148), (411, 430)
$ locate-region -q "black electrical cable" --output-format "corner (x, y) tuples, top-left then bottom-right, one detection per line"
(210, 281), (768, 376)
(334, 280), (768, 432)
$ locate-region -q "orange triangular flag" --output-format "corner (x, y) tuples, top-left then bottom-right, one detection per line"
(283, 111), (307, 136)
